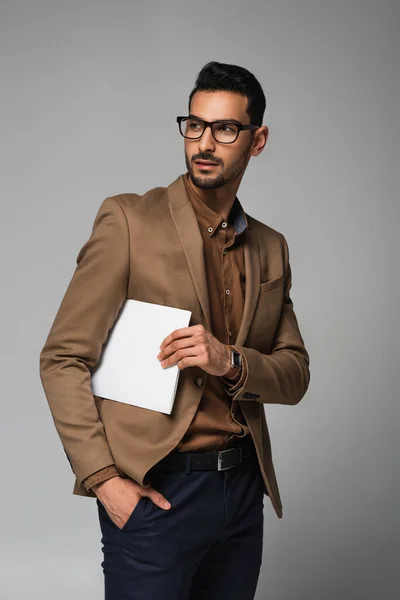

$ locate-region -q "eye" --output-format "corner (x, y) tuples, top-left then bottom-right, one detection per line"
(216, 123), (236, 133)
(188, 119), (202, 131)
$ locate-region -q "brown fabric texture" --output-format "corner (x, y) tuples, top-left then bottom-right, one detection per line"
(174, 173), (250, 451)
(83, 173), (251, 491)
(39, 171), (310, 518)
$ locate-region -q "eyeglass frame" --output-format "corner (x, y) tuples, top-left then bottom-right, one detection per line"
(176, 115), (261, 144)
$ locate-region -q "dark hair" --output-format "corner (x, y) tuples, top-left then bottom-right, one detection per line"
(188, 61), (266, 126)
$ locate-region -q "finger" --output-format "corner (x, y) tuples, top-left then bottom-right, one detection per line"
(177, 354), (206, 370)
(147, 488), (171, 510)
(160, 345), (204, 369)
(158, 334), (203, 361)
(159, 324), (205, 350)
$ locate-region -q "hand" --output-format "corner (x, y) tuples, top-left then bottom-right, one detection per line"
(93, 476), (171, 530)
(157, 324), (231, 376)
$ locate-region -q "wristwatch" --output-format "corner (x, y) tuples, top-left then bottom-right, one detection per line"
(223, 346), (242, 379)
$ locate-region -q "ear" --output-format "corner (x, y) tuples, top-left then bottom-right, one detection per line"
(250, 126), (269, 157)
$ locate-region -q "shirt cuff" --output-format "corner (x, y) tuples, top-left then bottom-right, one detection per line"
(83, 465), (121, 491)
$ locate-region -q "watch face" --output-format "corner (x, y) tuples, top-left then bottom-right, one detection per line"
(232, 351), (241, 368)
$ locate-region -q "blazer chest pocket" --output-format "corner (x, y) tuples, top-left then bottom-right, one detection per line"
(259, 274), (285, 294)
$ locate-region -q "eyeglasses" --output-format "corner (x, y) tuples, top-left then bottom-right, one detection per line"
(176, 115), (260, 144)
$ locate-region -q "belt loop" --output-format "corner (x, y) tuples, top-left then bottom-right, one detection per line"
(184, 453), (192, 475)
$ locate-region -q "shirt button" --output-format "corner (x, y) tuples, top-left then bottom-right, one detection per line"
(229, 330), (232, 337)
(221, 221), (227, 228)
(208, 227), (213, 233)
(195, 376), (204, 388)
(225, 289), (230, 295)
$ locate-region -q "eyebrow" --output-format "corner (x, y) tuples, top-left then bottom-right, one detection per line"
(188, 113), (242, 124)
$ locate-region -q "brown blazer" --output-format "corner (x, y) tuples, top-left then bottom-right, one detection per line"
(39, 173), (310, 519)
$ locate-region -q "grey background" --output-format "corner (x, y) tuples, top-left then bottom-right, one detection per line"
(1, 1), (398, 598)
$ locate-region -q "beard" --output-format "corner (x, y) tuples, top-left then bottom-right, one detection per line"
(184, 139), (252, 190)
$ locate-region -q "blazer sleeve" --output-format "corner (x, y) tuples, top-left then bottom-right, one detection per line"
(230, 233), (310, 406)
(83, 465), (121, 491)
(39, 196), (130, 487)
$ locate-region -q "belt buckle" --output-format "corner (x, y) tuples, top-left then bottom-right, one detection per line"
(217, 446), (238, 471)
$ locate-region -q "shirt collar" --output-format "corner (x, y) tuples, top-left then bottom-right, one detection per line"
(182, 172), (248, 237)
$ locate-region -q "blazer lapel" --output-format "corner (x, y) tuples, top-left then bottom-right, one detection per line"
(167, 174), (212, 331)
(235, 230), (261, 347)
(167, 173), (261, 346)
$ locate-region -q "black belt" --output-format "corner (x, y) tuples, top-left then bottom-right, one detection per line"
(153, 434), (256, 473)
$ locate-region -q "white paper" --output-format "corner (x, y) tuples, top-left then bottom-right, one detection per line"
(91, 299), (192, 414)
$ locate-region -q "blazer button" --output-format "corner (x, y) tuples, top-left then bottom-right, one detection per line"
(195, 376), (204, 388)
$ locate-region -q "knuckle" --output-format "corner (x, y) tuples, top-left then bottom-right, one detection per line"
(154, 491), (165, 504)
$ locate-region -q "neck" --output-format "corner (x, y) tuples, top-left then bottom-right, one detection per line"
(185, 171), (244, 221)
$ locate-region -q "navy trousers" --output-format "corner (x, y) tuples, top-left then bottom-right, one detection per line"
(96, 436), (265, 599)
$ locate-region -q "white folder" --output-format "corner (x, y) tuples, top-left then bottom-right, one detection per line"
(91, 299), (192, 414)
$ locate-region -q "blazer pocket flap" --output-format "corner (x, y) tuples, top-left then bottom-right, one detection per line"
(259, 275), (285, 294)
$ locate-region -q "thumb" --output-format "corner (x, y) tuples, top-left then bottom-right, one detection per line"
(145, 486), (172, 510)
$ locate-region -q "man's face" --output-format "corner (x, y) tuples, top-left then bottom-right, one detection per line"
(184, 90), (258, 190)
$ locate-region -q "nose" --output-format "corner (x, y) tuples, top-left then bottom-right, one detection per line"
(198, 124), (216, 153)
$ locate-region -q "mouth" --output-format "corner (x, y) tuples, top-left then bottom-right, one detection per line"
(195, 160), (219, 169)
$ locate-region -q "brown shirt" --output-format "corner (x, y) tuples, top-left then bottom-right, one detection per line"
(83, 172), (250, 490)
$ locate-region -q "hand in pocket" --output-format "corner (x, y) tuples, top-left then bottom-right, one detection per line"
(94, 476), (172, 530)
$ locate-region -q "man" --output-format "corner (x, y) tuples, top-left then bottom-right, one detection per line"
(39, 61), (310, 599)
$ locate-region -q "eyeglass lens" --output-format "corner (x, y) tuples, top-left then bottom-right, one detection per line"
(180, 118), (238, 143)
